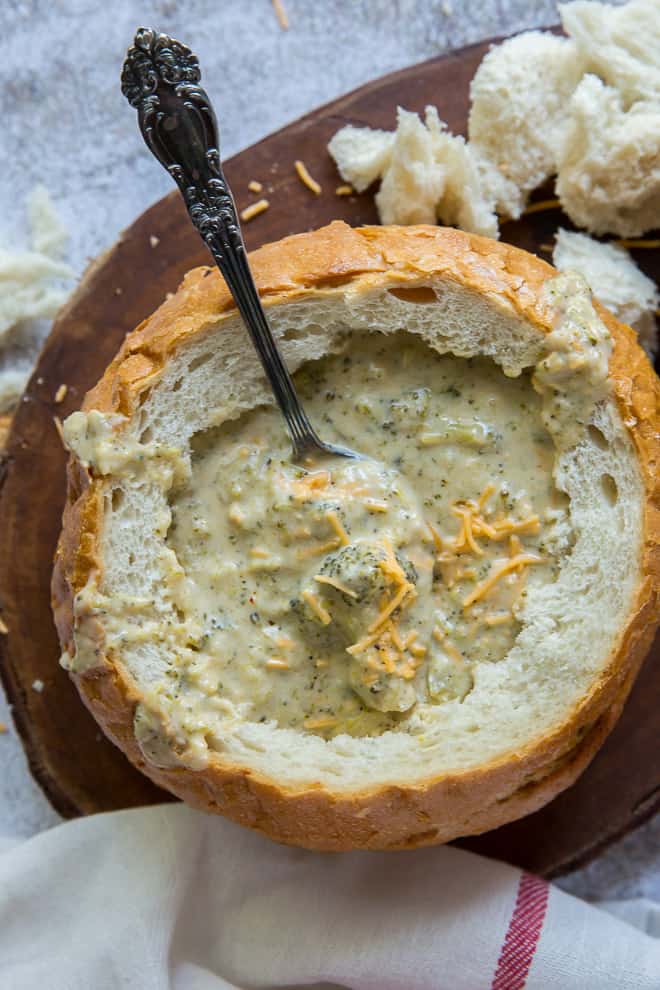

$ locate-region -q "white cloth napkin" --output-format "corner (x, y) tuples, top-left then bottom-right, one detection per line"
(0, 804), (658, 989)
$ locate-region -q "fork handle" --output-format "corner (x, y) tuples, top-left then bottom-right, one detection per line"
(121, 28), (323, 458)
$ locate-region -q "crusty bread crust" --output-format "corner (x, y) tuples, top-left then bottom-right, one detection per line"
(52, 223), (660, 849)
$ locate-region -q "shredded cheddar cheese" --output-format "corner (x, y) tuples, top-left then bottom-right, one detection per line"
(228, 504), (245, 526)
(294, 160), (322, 195)
(522, 198), (561, 215)
(304, 716), (338, 731)
(289, 470), (331, 500)
(326, 510), (350, 546)
(368, 583), (416, 637)
(452, 506), (484, 556)
(364, 499), (389, 513)
(616, 238), (660, 250)
(248, 180), (263, 193)
(508, 535), (522, 557)
(272, 0), (289, 30)
(442, 640), (465, 664)
(276, 635), (296, 649)
(389, 621), (405, 652)
(296, 538), (342, 559)
(240, 199), (269, 222)
(53, 415), (65, 444)
(314, 574), (358, 599)
(463, 554), (544, 609)
(427, 521), (444, 553)
(483, 612), (513, 626)
(478, 483), (497, 510)
(335, 184), (354, 196)
(303, 590), (332, 625)
(266, 658), (290, 670)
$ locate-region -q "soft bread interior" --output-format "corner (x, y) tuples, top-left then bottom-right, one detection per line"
(78, 275), (643, 791)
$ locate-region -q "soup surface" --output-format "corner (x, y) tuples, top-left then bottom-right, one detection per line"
(166, 332), (571, 737)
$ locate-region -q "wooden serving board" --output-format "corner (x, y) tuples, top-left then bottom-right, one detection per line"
(1, 36), (658, 876)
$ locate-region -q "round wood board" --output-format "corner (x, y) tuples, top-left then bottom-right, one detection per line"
(1, 35), (659, 877)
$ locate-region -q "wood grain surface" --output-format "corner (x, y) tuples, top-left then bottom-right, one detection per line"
(1, 36), (658, 875)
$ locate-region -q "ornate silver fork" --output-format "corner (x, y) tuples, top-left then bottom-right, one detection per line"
(121, 28), (359, 463)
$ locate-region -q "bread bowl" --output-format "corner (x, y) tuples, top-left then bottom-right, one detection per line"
(52, 221), (660, 850)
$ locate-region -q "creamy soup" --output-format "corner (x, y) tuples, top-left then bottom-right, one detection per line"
(166, 332), (572, 738)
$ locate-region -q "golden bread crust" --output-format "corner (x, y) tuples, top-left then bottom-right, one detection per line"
(52, 222), (660, 849)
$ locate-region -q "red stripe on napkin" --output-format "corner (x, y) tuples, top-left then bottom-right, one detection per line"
(491, 872), (548, 990)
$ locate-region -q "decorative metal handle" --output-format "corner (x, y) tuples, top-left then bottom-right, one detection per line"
(121, 28), (356, 462)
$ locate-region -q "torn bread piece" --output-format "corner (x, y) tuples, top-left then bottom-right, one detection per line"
(327, 125), (395, 193)
(556, 74), (660, 237)
(375, 108), (446, 226)
(0, 187), (72, 414)
(553, 229), (659, 357)
(468, 31), (585, 219)
(374, 107), (498, 236)
(28, 185), (69, 259)
(0, 187), (72, 340)
(560, 0), (660, 109)
(329, 109), (497, 237)
(425, 108), (499, 239)
(0, 250), (72, 341)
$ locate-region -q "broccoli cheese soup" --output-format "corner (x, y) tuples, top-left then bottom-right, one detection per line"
(165, 332), (572, 737)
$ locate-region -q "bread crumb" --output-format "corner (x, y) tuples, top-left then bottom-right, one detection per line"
(272, 0), (288, 30)
(0, 722), (7, 735)
(115, 287), (123, 296)
(54, 383), (67, 404)
(0, 616), (7, 634)
(248, 180), (263, 194)
(294, 160), (322, 195)
(240, 199), (270, 222)
(335, 184), (354, 196)
(149, 235), (160, 248)
(32, 679), (44, 693)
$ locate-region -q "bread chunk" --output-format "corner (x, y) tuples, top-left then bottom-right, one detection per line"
(553, 229), (658, 356)
(560, 0), (660, 108)
(468, 31), (585, 219)
(556, 75), (660, 237)
(327, 125), (394, 193)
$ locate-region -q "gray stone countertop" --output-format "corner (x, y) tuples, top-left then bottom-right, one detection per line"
(1, 0), (658, 903)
